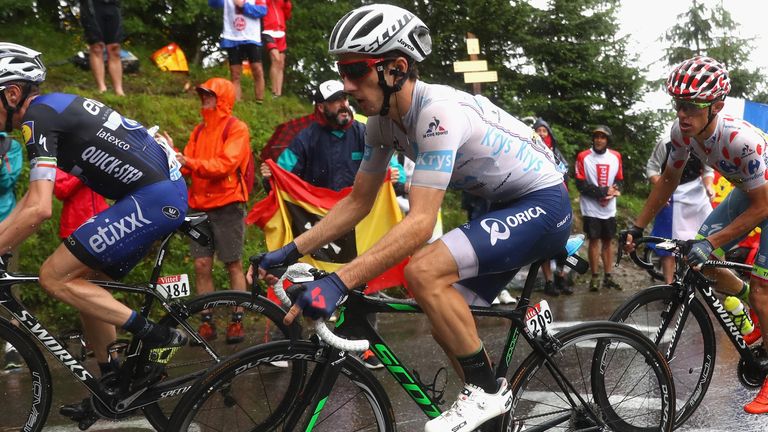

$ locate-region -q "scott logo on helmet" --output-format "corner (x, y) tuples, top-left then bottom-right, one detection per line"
(363, 13), (414, 53)
(480, 207), (547, 246)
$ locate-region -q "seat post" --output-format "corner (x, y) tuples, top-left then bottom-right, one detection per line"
(518, 260), (543, 308)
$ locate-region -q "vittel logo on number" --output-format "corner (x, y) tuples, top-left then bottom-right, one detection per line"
(480, 207), (547, 245)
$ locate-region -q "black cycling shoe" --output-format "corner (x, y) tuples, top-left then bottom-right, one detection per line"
(133, 328), (188, 390)
(60, 398), (99, 429)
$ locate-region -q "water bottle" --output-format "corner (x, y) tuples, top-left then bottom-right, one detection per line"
(724, 296), (755, 336)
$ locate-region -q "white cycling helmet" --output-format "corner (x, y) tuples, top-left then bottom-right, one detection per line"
(328, 4), (432, 62)
(0, 42), (46, 86)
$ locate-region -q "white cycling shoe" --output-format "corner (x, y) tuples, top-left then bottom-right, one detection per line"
(424, 377), (513, 432)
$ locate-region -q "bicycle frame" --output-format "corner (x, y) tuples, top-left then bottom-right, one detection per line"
(655, 264), (761, 369)
(278, 259), (603, 430)
(0, 218), (228, 416)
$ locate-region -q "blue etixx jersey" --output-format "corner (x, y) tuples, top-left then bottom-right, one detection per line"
(360, 81), (564, 202)
(21, 93), (175, 200)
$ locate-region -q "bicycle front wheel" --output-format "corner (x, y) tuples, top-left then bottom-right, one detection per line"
(166, 339), (396, 432)
(0, 317), (53, 432)
(610, 285), (715, 427)
(507, 321), (675, 432)
(143, 290), (300, 431)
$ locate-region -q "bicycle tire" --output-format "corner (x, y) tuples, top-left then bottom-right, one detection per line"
(609, 285), (715, 428)
(506, 321), (675, 432)
(0, 317), (53, 432)
(165, 339), (396, 432)
(143, 290), (299, 431)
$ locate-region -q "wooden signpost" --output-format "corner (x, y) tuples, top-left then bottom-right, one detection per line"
(453, 32), (498, 94)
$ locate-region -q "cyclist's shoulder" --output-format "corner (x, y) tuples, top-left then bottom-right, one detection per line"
(29, 93), (79, 114)
(719, 115), (767, 145)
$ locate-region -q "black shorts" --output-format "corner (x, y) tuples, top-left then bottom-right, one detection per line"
(226, 44), (263, 64)
(80, 0), (124, 45)
(583, 216), (617, 240)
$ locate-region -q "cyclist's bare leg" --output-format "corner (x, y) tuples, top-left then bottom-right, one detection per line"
(432, 329), (463, 379)
(39, 244), (133, 327)
(79, 312), (117, 364)
(703, 266), (745, 295)
(405, 240), (480, 358)
(748, 277), (768, 350)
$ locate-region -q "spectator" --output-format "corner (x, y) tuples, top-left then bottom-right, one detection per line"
(165, 77), (252, 344)
(262, 0), (292, 98)
(261, 80), (403, 369)
(79, 0), (125, 95)
(54, 168), (109, 239)
(533, 118), (573, 295)
(0, 132), (22, 371)
(209, 0), (268, 102)
(575, 125), (623, 291)
(261, 80), (403, 191)
(646, 131), (714, 284)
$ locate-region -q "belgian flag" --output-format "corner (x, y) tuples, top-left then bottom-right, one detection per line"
(247, 160), (407, 292)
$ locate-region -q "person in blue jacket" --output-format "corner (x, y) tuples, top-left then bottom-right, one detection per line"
(260, 80), (404, 191)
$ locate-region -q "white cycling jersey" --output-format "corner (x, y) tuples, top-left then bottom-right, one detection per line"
(668, 115), (768, 191)
(360, 81), (563, 202)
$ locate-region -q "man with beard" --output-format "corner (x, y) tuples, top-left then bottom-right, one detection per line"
(261, 79), (402, 191)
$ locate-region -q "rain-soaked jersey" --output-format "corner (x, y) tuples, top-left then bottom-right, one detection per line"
(21, 93), (174, 200)
(360, 81), (563, 202)
(668, 115), (768, 191)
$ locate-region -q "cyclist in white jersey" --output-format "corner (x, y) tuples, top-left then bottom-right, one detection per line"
(624, 56), (768, 414)
(250, 4), (571, 431)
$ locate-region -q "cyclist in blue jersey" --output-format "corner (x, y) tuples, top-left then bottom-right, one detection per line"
(0, 43), (188, 385)
(249, 5), (572, 431)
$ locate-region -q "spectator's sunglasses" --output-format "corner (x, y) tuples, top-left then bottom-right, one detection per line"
(673, 99), (714, 114)
(336, 58), (388, 81)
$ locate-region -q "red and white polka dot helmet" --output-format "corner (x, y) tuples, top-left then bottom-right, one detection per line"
(666, 56), (731, 101)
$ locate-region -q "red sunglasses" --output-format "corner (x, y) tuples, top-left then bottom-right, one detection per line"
(336, 58), (388, 81)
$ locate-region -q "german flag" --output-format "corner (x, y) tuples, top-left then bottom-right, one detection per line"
(247, 160), (407, 292)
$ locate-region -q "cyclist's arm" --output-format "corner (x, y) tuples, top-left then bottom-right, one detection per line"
(708, 183), (768, 249)
(293, 168), (384, 257)
(0, 179), (54, 254)
(336, 183), (443, 288)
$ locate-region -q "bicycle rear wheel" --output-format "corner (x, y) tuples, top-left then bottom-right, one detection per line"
(610, 285), (715, 427)
(166, 340), (396, 432)
(0, 317), (53, 432)
(506, 321), (675, 432)
(143, 291), (299, 431)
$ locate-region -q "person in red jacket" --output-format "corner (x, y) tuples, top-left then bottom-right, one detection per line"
(164, 77), (252, 344)
(262, 0), (292, 98)
(54, 168), (109, 239)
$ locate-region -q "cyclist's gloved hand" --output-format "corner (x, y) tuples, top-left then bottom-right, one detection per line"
(684, 239), (714, 270)
(258, 241), (302, 271)
(294, 273), (348, 320)
(620, 225), (644, 247)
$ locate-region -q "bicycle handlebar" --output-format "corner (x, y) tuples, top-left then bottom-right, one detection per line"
(273, 263), (370, 353)
(619, 235), (753, 275)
